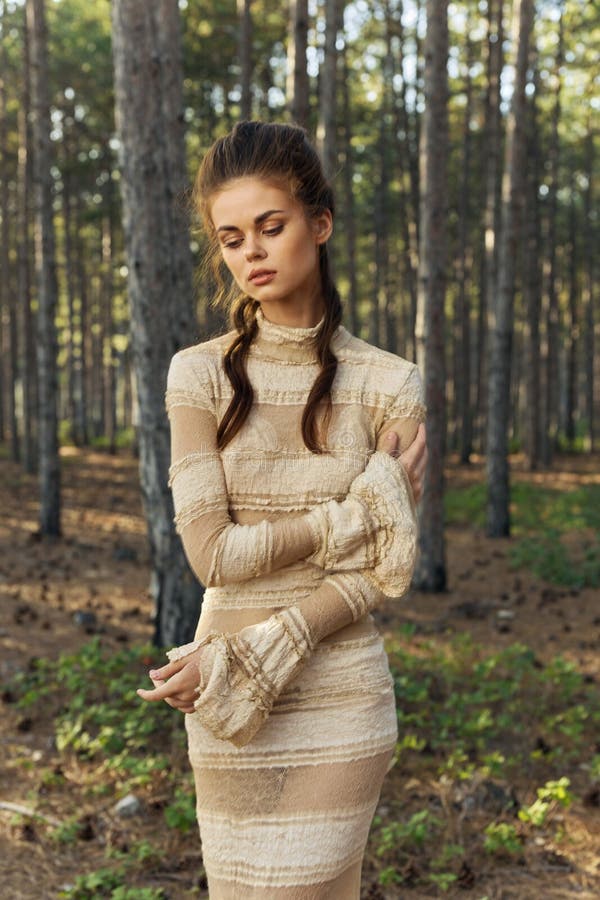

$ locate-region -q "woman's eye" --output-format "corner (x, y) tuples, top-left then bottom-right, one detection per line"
(263, 225), (283, 237)
(223, 239), (243, 249)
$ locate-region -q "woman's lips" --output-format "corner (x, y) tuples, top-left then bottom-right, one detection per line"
(249, 271), (276, 285)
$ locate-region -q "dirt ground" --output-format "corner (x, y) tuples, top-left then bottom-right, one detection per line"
(1, 447), (599, 899)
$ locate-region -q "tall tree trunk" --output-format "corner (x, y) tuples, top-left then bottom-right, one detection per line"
(414, 0), (448, 592)
(18, 6), (36, 473)
(565, 183), (578, 447)
(485, 0), (534, 537)
(340, 42), (358, 335)
(286, 0), (309, 127)
(112, 0), (202, 647)
(387, 1), (417, 359)
(27, 0), (61, 536)
(540, 5), (563, 466)
(583, 116), (595, 451)
(74, 191), (90, 445)
(476, 0), (504, 454)
(523, 59), (543, 469)
(102, 209), (117, 454)
(62, 167), (78, 443)
(316, 0), (341, 181)
(237, 0), (253, 120)
(1, 2), (19, 460)
(456, 21), (474, 464)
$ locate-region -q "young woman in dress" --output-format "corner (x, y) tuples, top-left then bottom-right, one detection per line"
(137, 121), (427, 899)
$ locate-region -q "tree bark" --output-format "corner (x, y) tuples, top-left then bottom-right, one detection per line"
(27, 0), (61, 536)
(476, 0), (504, 454)
(455, 20), (474, 464)
(485, 0), (535, 537)
(523, 59), (543, 469)
(17, 6), (37, 474)
(112, 0), (203, 647)
(286, 0), (309, 128)
(583, 117), (595, 451)
(565, 183), (578, 447)
(540, 5), (563, 466)
(413, 0), (448, 592)
(316, 0), (341, 182)
(237, 0), (253, 120)
(1, 2), (19, 461)
(340, 41), (358, 335)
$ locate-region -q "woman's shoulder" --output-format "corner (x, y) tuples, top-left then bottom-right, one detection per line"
(168, 329), (234, 380)
(165, 329), (235, 404)
(338, 330), (420, 389)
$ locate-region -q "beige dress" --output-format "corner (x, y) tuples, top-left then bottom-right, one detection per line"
(164, 305), (426, 899)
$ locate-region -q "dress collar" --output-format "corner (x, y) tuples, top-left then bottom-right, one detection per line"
(252, 304), (351, 363)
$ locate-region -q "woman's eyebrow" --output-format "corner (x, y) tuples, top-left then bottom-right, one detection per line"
(216, 209), (286, 233)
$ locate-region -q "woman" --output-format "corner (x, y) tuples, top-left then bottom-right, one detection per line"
(138, 121), (427, 899)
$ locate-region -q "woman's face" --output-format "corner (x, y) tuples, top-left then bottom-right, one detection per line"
(209, 177), (332, 320)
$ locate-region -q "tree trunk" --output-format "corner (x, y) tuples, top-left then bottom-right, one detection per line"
(565, 183), (578, 447)
(18, 6), (36, 474)
(27, 0), (61, 536)
(112, 0), (203, 647)
(414, 0), (448, 592)
(74, 191), (90, 445)
(316, 0), (341, 182)
(340, 42), (358, 335)
(1, 3), (20, 461)
(476, 0), (504, 454)
(286, 0), (309, 128)
(583, 117), (595, 451)
(523, 59), (543, 469)
(102, 208), (117, 454)
(455, 21), (474, 464)
(237, 0), (252, 120)
(485, 0), (535, 537)
(540, 5), (563, 466)
(62, 166), (78, 444)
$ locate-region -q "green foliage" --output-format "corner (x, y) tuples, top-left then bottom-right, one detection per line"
(9, 638), (182, 789)
(375, 809), (442, 857)
(518, 777), (573, 827)
(58, 865), (166, 899)
(444, 481), (600, 587)
(390, 639), (598, 771)
(164, 783), (198, 834)
(90, 428), (137, 451)
(483, 822), (523, 856)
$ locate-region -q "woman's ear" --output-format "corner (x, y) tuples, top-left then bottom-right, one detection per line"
(313, 209), (333, 245)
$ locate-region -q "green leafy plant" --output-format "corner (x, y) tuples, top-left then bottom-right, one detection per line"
(164, 783), (197, 833)
(483, 822), (523, 856)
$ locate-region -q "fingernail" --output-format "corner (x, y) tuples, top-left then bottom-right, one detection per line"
(149, 669), (158, 676)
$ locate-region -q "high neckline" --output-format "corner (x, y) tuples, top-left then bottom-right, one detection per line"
(255, 304), (325, 345)
(251, 303), (352, 364)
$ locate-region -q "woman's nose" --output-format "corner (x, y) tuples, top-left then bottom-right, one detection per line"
(244, 237), (266, 260)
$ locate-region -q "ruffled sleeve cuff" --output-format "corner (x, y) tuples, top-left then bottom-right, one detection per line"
(305, 450), (418, 598)
(187, 607), (315, 748)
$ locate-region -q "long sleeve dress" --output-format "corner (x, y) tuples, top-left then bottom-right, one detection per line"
(164, 304), (426, 899)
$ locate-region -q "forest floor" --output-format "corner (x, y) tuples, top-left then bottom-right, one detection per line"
(0, 445), (599, 900)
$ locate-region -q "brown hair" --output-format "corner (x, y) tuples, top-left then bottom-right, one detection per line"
(191, 121), (342, 453)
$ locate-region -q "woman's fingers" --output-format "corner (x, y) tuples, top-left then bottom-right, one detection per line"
(147, 658), (184, 681)
(381, 430), (399, 457)
(137, 659), (201, 704)
(400, 423), (428, 502)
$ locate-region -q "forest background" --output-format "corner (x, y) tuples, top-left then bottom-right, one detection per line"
(0, 0), (599, 898)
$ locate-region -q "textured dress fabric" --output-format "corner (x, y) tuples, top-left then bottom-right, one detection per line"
(165, 305), (426, 899)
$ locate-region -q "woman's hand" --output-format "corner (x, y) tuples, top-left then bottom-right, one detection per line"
(137, 654), (202, 714)
(379, 422), (428, 503)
